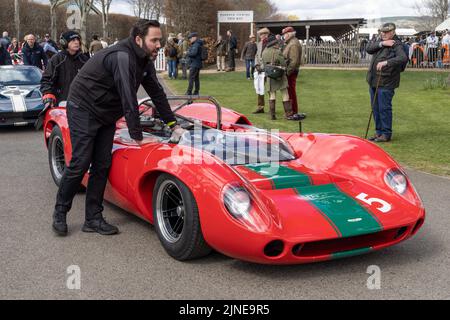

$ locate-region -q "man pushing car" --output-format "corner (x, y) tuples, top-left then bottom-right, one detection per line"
(51, 19), (183, 236)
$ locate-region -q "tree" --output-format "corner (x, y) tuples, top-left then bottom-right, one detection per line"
(14, 0), (20, 39)
(73, 0), (95, 50)
(96, 0), (113, 39)
(49, 0), (69, 41)
(128, 0), (164, 20)
(414, 0), (449, 30)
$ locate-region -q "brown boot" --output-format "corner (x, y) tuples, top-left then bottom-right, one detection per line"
(252, 95), (265, 114)
(269, 100), (276, 120)
(282, 101), (294, 119)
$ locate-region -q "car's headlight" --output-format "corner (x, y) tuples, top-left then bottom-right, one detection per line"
(385, 168), (408, 194)
(223, 185), (252, 219)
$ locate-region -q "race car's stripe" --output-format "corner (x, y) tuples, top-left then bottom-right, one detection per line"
(331, 247), (373, 260)
(244, 163), (312, 189)
(10, 94), (27, 112)
(294, 184), (383, 238)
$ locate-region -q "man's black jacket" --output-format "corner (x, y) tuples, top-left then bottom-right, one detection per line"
(40, 50), (89, 103)
(68, 37), (176, 141)
(21, 43), (47, 69)
(366, 35), (408, 89)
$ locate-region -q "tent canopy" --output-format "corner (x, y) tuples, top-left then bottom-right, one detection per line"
(435, 17), (450, 31)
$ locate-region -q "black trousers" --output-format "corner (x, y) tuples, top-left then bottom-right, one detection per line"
(55, 101), (116, 221)
(186, 67), (200, 95)
(228, 50), (236, 69)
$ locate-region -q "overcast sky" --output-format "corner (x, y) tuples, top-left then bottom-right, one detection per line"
(109, 0), (419, 19)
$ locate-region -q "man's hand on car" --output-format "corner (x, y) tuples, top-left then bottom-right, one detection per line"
(42, 94), (56, 109)
(169, 125), (187, 143)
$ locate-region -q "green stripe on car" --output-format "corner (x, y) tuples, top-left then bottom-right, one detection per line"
(245, 163), (312, 189)
(331, 247), (373, 260)
(295, 184), (383, 238)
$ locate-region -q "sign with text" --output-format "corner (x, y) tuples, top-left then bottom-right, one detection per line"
(218, 11), (254, 23)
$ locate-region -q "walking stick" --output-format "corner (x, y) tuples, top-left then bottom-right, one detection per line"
(364, 72), (382, 139)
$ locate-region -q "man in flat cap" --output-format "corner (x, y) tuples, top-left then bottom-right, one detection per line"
(253, 27), (270, 114)
(185, 32), (204, 95)
(282, 26), (306, 119)
(366, 23), (408, 143)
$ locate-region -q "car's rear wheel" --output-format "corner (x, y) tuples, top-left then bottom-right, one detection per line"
(48, 126), (66, 187)
(153, 173), (211, 261)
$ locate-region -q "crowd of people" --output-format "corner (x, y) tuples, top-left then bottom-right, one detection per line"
(0, 30), (118, 67)
(361, 29), (450, 68)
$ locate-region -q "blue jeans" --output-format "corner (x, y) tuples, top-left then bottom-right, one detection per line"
(245, 59), (255, 79)
(168, 60), (177, 79)
(369, 87), (395, 138)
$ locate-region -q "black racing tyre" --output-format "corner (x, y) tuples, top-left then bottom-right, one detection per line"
(48, 126), (66, 187)
(153, 173), (212, 261)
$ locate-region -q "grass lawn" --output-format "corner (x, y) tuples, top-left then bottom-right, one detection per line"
(164, 69), (450, 177)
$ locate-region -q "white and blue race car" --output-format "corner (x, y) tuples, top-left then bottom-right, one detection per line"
(0, 65), (44, 127)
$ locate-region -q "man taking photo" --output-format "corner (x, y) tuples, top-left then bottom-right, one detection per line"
(52, 19), (181, 236)
(366, 23), (407, 143)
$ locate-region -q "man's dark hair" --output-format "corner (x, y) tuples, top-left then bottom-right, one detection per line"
(93, 35), (98, 40)
(130, 19), (160, 38)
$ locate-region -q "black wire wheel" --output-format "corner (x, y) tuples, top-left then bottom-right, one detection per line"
(153, 173), (211, 261)
(48, 126), (66, 187)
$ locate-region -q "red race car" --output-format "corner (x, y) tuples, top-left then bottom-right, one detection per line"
(42, 96), (425, 264)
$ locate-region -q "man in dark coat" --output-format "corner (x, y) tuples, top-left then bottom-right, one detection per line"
(366, 23), (408, 143)
(185, 32), (203, 96)
(0, 44), (12, 65)
(226, 30), (237, 71)
(51, 20), (181, 236)
(22, 34), (47, 69)
(40, 31), (89, 107)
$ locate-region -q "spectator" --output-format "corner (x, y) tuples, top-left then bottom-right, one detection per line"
(0, 31), (11, 49)
(42, 34), (59, 60)
(226, 30), (237, 72)
(0, 44), (12, 65)
(178, 32), (189, 80)
(282, 26), (305, 120)
(442, 30), (450, 59)
(241, 35), (257, 80)
(185, 32), (203, 96)
(366, 23), (408, 143)
(22, 34), (47, 69)
(89, 35), (103, 55)
(214, 35), (227, 72)
(164, 36), (179, 80)
(253, 27), (270, 114)
(100, 37), (108, 48)
(360, 37), (368, 59)
(261, 34), (296, 121)
(40, 31), (89, 107)
(426, 32), (439, 66)
(8, 37), (22, 64)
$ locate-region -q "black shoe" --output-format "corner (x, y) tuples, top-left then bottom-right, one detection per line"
(374, 134), (391, 143)
(368, 134), (381, 141)
(82, 217), (119, 235)
(53, 211), (68, 236)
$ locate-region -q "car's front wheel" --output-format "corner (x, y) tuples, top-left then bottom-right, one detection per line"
(48, 126), (66, 187)
(153, 173), (211, 261)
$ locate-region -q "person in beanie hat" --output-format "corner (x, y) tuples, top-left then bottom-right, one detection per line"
(253, 27), (270, 114)
(282, 26), (306, 119)
(185, 32), (204, 95)
(40, 30), (89, 112)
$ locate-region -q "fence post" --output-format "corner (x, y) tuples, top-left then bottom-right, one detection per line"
(339, 42), (343, 66)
